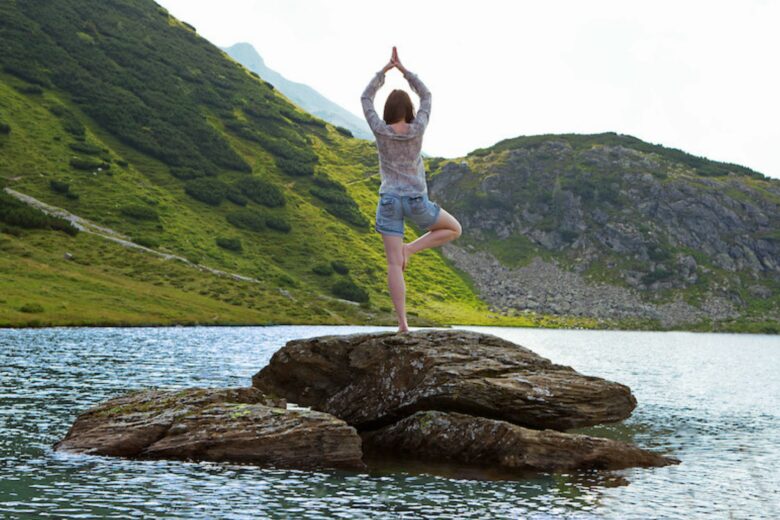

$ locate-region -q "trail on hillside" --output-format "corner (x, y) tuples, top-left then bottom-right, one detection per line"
(3, 187), (262, 284)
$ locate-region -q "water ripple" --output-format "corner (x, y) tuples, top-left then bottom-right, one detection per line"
(1, 325), (778, 519)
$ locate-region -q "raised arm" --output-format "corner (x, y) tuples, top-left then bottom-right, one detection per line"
(360, 69), (387, 135)
(402, 69), (432, 131)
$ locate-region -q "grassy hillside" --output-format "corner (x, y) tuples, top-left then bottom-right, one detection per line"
(0, 0), (599, 329)
(2, 1), (774, 333)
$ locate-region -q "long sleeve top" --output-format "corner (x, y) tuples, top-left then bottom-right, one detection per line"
(360, 68), (432, 196)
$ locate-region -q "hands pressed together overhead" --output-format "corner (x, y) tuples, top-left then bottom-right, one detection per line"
(382, 46), (407, 74)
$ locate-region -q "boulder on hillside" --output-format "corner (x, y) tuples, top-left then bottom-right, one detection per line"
(362, 410), (679, 472)
(252, 329), (637, 430)
(53, 387), (365, 470)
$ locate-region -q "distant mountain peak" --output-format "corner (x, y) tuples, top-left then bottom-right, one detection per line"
(223, 42), (266, 70)
(222, 42), (372, 140)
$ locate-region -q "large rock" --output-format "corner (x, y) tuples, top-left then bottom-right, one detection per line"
(54, 387), (364, 470)
(362, 411), (679, 472)
(252, 329), (637, 430)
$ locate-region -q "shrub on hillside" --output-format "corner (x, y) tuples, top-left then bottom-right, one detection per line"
(48, 104), (85, 138)
(19, 302), (45, 313)
(216, 237), (242, 252)
(69, 157), (109, 171)
(170, 166), (203, 180)
(15, 84), (44, 95)
(309, 183), (368, 228)
(226, 188), (248, 206)
(49, 180), (70, 194)
(641, 268), (674, 286)
(426, 157), (445, 172)
(184, 177), (229, 205)
(0, 192), (78, 236)
(170, 163), (218, 179)
(312, 263), (334, 276)
(265, 216), (291, 233)
(325, 205), (368, 228)
(120, 204), (159, 221)
(331, 279), (369, 303)
(277, 157), (314, 177)
(0, 122), (10, 134)
(235, 177), (285, 207)
(226, 209), (265, 232)
(310, 186), (351, 205)
(313, 175), (343, 189)
(0, 224), (22, 236)
(560, 229), (579, 243)
(3, 62), (50, 86)
(280, 106), (326, 128)
(309, 175), (367, 226)
(68, 142), (102, 155)
(133, 235), (160, 248)
(648, 246), (671, 262)
(331, 260), (349, 275)
(334, 126), (353, 138)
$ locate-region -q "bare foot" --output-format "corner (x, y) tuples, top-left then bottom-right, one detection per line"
(402, 244), (412, 271)
(398, 326), (410, 333)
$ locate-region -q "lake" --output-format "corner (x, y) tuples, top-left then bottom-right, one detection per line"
(1, 325), (778, 519)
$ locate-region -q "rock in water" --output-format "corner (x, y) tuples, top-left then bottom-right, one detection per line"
(53, 387), (364, 470)
(362, 411), (679, 472)
(252, 329), (636, 430)
(55, 330), (678, 476)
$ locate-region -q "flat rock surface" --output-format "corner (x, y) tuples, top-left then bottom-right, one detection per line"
(252, 329), (637, 430)
(362, 410), (679, 472)
(54, 387), (364, 470)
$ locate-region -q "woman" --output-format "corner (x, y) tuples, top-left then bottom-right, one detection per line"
(360, 46), (462, 333)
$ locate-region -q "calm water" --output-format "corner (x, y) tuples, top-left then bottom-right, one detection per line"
(1, 325), (778, 519)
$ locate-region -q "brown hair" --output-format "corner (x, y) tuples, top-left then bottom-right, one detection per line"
(383, 89), (416, 124)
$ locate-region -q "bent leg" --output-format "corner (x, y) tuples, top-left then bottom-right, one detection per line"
(382, 233), (409, 332)
(406, 208), (462, 256)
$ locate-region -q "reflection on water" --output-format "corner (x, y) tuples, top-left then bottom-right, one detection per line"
(1, 325), (778, 519)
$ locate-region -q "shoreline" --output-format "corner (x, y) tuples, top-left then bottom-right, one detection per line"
(1, 319), (777, 335)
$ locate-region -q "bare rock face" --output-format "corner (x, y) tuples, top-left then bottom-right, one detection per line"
(252, 329), (637, 430)
(53, 387), (364, 470)
(362, 411), (679, 472)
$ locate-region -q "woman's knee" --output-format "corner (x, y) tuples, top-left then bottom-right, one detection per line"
(386, 251), (404, 267)
(431, 208), (461, 237)
(451, 219), (462, 238)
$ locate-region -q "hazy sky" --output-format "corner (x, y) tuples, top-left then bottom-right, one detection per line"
(157, 0), (779, 179)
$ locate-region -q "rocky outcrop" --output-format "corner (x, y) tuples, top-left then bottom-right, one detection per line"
(428, 136), (780, 327)
(54, 387), (365, 470)
(56, 329), (679, 477)
(362, 411), (678, 471)
(253, 329), (678, 473)
(252, 329), (637, 431)
(441, 247), (739, 327)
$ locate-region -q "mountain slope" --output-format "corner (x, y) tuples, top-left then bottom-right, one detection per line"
(428, 133), (780, 332)
(1, 1), (776, 333)
(222, 42), (373, 141)
(2, 0), (548, 329)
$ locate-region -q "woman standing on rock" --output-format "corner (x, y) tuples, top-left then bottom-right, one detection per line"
(361, 47), (462, 333)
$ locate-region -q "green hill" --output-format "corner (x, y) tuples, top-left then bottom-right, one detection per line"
(0, 0), (572, 329)
(428, 133), (780, 333)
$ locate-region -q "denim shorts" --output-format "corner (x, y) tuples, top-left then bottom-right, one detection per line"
(374, 192), (442, 237)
